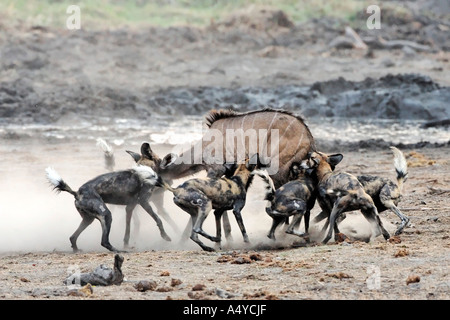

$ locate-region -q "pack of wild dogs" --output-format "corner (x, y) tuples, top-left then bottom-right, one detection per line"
(45, 109), (410, 252)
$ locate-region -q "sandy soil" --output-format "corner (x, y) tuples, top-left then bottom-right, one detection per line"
(0, 140), (448, 300)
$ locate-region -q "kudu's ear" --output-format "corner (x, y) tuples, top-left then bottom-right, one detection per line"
(328, 154), (344, 168)
(126, 150), (141, 162)
(141, 142), (154, 160)
(160, 153), (178, 169)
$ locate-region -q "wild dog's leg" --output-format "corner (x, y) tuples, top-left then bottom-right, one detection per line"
(139, 199), (172, 242)
(124, 203), (137, 248)
(382, 199), (410, 235)
(390, 205), (410, 235)
(284, 200), (307, 238)
(285, 211), (306, 237)
(267, 216), (285, 240)
(97, 211), (122, 252)
(138, 185), (171, 241)
(193, 200), (220, 243)
(70, 213), (94, 253)
(80, 196), (121, 252)
(232, 200), (249, 243)
(313, 210), (328, 223)
(222, 211), (233, 242)
(379, 185), (409, 235)
(322, 198), (348, 244)
(214, 209), (225, 246)
(151, 189), (180, 233)
(361, 204), (390, 241)
(186, 203), (215, 252)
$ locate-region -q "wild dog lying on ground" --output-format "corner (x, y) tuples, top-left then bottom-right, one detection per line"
(258, 163), (317, 241)
(301, 151), (391, 244)
(313, 146), (410, 236)
(45, 165), (171, 252)
(157, 154), (263, 251)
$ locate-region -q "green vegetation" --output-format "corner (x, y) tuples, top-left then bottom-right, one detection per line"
(0, 0), (369, 30)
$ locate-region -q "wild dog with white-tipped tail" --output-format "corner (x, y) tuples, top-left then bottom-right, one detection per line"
(45, 165), (171, 252)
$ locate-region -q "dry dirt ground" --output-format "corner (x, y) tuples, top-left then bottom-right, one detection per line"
(0, 140), (448, 301)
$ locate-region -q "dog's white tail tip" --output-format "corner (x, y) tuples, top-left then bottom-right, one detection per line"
(45, 167), (62, 187)
(96, 138), (113, 154)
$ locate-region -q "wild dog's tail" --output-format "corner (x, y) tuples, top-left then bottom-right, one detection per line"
(96, 138), (115, 171)
(255, 170), (275, 202)
(390, 146), (408, 192)
(45, 167), (77, 197)
(155, 175), (176, 193)
(133, 165), (159, 186)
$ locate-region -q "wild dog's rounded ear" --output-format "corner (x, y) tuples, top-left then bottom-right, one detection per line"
(140, 142), (154, 160)
(246, 153), (258, 171)
(223, 162), (237, 174)
(126, 150), (141, 162)
(160, 153), (178, 169)
(258, 155), (271, 168)
(328, 154), (344, 167)
(290, 162), (304, 177)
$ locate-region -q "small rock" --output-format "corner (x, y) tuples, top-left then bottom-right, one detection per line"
(231, 256), (252, 264)
(156, 286), (172, 292)
(388, 235), (402, 244)
(171, 278), (183, 287)
(217, 255), (233, 263)
(327, 272), (352, 280)
(160, 270), (170, 276)
(394, 249), (409, 257)
(67, 283), (93, 297)
(215, 288), (235, 299)
(192, 283), (206, 291)
(249, 253), (263, 261)
(335, 233), (349, 243)
(134, 280), (157, 292)
(406, 275), (420, 285)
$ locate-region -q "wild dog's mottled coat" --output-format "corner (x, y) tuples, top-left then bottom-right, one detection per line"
(45, 165), (170, 252)
(301, 151), (391, 244)
(260, 164), (317, 240)
(158, 156), (260, 251)
(357, 146), (409, 235)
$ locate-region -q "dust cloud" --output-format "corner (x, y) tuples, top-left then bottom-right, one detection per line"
(0, 140), (394, 254)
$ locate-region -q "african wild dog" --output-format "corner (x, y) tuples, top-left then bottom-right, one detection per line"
(157, 154), (264, 251)
(357, 147), (409, 235)
(258, 163), (317, 241)
(313, 147), (409, 236)
(45, 165), (171, 252)
(301, 151), (391, 244)
(126, 143), (238, 242)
